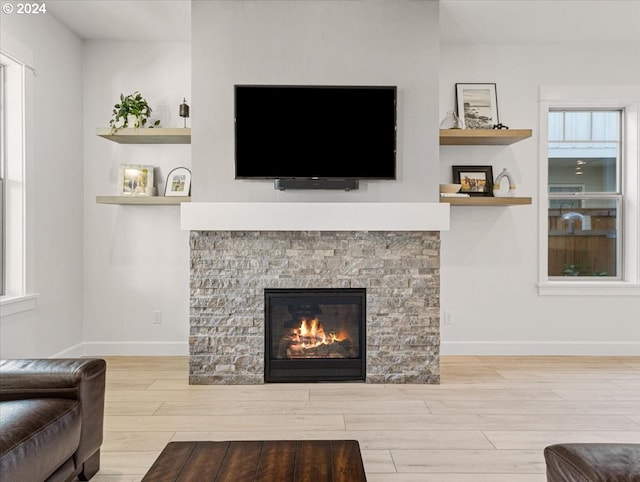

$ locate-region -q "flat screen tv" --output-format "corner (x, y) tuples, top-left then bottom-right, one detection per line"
(234, 85), (397, 180)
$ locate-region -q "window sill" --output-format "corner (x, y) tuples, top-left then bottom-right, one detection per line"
(538, 282), (640, 296)
(0, 294), (38, 316)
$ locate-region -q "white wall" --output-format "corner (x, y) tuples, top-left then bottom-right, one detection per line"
(5, 1), (637, 358)
(0, 13), (84, 357)
(439, 42), (640, 354)
(191, 0), (440, 203)
(80, 0), (441, 357)
(82, 41), (191, 355)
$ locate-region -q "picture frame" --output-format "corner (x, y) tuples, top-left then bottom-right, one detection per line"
(118, 164), (154, 196)
(164, 167), (191, 197)
(452, 165), (494, 196)
(455, 83), (499, 129)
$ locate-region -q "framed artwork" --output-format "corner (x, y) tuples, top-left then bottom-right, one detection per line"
(164, 167), (191, 197)
(118, 164), (154, 196)
(452, 165), (494, 196)
(455, 83), (499, 129)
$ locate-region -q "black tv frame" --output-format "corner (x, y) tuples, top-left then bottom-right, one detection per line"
(234, 84), (397, 190)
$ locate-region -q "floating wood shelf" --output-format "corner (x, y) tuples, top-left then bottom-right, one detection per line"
(439, 129), (532, 145)
(96, 128), (191, 144)
(96, 196), (190, 205)
(440, 196), (532, 206)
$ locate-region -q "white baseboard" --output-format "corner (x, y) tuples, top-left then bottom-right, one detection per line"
(441, 341), (640, 356)
(81, 341), (189, 356)
(51, 343), (85, 358)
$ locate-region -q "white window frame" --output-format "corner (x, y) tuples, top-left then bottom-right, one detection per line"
(0, 36), (37, 315)
(1, 63), (5, 296)
(548, 184), (585, 209)
(538, 86), (640, 295)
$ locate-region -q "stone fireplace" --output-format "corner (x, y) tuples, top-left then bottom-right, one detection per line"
(189, 229), (441, 384)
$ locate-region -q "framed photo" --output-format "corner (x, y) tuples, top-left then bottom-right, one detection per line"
(452, 165), (494, 196)
(455, 83), (499, 129)
(164, 167), (191, 197)
(118, 164), (154, 196)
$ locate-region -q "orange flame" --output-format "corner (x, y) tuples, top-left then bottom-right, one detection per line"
(293, 317), (345, 349)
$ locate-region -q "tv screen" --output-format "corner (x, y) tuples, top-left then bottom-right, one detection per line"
(234, 85), (397, 180)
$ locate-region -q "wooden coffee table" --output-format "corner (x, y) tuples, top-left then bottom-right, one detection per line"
(142, 440), (367, 482)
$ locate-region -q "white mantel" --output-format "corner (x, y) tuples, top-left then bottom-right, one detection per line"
(181, 202), (449, 232)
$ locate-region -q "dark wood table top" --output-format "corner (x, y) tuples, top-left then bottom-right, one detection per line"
(142, 440), (367, 482)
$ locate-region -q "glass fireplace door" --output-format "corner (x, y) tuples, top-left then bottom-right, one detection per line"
(264, 288), (366, 382)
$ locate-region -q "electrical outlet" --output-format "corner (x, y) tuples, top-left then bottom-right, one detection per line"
(443, 311), (453, 325)
(153, 311), (162, 325)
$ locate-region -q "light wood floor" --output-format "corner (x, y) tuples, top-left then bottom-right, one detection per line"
(92, 356), (640, 481)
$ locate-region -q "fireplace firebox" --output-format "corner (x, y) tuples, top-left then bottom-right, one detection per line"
(264, 288), (366, 383)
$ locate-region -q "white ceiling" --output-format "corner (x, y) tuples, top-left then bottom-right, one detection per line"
(439, 0), (640, 44)
(46, 0), (640, 45)
(46, 0), (191, 42)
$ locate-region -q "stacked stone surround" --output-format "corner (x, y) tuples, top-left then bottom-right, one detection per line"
(189, 230), (440, 384)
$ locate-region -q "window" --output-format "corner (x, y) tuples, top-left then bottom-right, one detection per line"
(539, 86), (640, 295)
(0, 46), (34, 313)
(1, 63), (5, 296)
(548, 110), (622, 279)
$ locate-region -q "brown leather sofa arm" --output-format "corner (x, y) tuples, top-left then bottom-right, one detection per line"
(0, 358), (107, 465)
(545, 443), (640, 482)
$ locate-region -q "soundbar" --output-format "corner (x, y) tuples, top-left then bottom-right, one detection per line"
(274, 179), (359, 191)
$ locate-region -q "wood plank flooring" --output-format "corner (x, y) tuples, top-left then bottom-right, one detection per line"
(93, 356), (640, 482)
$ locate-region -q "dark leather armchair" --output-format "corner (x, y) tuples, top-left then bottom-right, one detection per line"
(545, 443), (640, 481)
(0, 358), (106, 481)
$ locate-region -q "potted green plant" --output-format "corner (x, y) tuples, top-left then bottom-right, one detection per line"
(109, 91), (160, 132)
